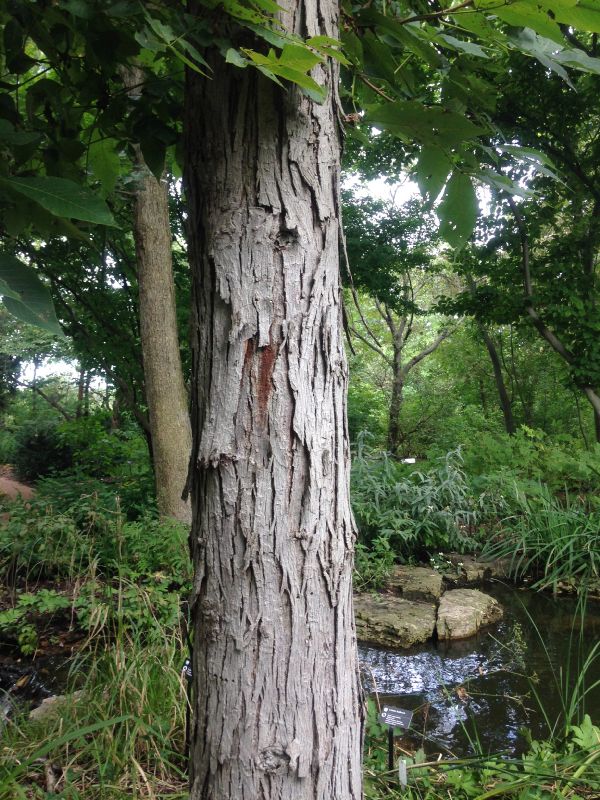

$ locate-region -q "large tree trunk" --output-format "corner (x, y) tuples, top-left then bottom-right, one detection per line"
(479, 325), (516, 435)
(132, 163), (192, 524)
(184, 7), (363, 799)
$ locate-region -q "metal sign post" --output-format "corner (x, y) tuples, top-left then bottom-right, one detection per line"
(377, 706), (414, 780)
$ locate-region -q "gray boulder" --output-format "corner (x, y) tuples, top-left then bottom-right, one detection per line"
(387, 565), (444, 602)
(354, 593), (437, 649)
(29, 690), (83, 721)
(436, 589), (503, 640)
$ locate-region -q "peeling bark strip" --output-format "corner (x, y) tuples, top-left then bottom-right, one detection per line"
(184, 1), (363, 797)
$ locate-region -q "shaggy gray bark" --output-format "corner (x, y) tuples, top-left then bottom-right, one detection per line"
(184, 1), (363, 797)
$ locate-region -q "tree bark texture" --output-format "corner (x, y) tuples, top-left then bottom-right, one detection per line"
(132, 165), (192, 525)
(184, 6), (363, 798)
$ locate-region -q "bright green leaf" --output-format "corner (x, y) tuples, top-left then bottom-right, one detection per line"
(0, 253), (62, 335)
(87, 137), (121, 197)
(436, 33), (489, 58)
(416, 145), (452, 203)
(225, 48), (249, 67)
(366, 101), (486, 147)
(280, 43), (322, 72)
(559, 2), (600, 32)
(476, 0), (564, 44)
(437, 171), (478, 249)
(3, 176), (116, 226)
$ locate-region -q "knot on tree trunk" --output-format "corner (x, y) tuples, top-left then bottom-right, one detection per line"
(257, 747), (292, 774)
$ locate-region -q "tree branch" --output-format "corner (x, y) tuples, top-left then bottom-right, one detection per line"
(17, 380), (73, 421)
(584, 386), (600, 418)
(349, 325), (393, 367)
(339, 217), (384, 348)
(401, 329), (451, 376)
(506, 196), (576, 365)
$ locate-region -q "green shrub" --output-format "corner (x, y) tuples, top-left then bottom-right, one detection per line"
(348, 380), (388, 446)
(354, 533), (395, 590)
(54, 414), (152, 484)
(351, 438), (481, 559)
(0, 426), (17, 464)
(0, 498), (88, 583)
(460, 427), (600, 495)
(13, 419), (73, 481)
(0, 489), (187, 585)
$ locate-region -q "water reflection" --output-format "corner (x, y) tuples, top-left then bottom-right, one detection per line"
(358, 585), (600, 756)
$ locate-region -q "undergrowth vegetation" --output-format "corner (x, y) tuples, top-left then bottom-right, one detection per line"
(352, 430), (600, 597)
(0, 405), (598, 798)
(483, 487), (600, 594)
(351, 438), (483, 560)
(0, 628), (189, 799)
(363, 706), (600, 799)
(0, 482), (190, 657)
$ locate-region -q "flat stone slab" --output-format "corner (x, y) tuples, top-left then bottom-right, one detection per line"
(29, 690), (83, 720)
(387, 565), (443, 602)
(436, 589), (503, 640)
(354, 593), (437, 649)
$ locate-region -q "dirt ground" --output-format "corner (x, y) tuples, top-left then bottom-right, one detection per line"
(0, 465), (34, 501)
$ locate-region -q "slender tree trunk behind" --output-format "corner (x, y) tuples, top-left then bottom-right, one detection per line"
(583, 387), (600, 444)
(76, 367), (85, 419)
(479, 325), (516, 435)
(185, 11), (363, 798)
(132, 165), (192, 524)
(387, 351), (404, 454)
(83, 371), (91, 417)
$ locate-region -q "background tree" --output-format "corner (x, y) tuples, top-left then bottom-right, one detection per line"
(344, 192), (454, 453)
(439, 47), (600, 440)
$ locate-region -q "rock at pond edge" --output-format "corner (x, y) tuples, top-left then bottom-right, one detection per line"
(354, 593), (437, 649)
(436, 589), (503, 641)
(386, 565), (444, 602)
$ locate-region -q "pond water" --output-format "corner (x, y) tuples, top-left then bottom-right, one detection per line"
(0, 652), (72, 724)
(359, 584), (600, 757)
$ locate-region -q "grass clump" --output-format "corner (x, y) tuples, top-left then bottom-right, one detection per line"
(484, 486), (600, 595)
(0, 627), (189, 799)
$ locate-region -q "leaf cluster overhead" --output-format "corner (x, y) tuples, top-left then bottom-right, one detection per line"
(1, 0), (600, 332)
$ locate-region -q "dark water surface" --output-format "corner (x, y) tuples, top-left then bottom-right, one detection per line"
(359, 584), (600, 757)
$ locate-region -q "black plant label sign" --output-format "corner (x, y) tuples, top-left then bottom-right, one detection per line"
(378, 706), (413, 730)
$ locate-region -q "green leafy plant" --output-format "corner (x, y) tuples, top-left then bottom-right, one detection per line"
(483, 485), (600, 594)
(0, 589), (71, 655)
(352, 439), (482, 559)
(354, 533), (395, 590)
